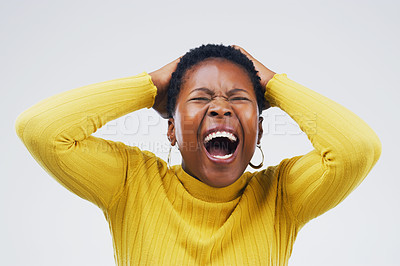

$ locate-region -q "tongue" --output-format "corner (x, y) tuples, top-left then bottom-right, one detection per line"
(209, 145), (230, 156)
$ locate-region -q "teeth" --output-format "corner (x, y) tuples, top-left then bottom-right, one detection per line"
(212, 153), (233, 159)
(204, 131), (237, 143)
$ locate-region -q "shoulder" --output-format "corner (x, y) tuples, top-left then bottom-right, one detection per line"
(246, 160), (291, 188)
(244, 157), (303, 199)
(120, 145), (169, 183)
(106, 145), (171, 209)
(244, 164), (280, 196)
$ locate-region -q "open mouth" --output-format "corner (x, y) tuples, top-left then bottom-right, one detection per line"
(203, 131), (239, 160)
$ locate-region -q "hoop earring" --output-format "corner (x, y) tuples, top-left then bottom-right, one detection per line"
(249, 144), (264, 169)
(167, 145), (172, 167)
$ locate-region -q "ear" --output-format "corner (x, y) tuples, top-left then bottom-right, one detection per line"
(167, 118), (177, 146)
(257, 116), (264, 145)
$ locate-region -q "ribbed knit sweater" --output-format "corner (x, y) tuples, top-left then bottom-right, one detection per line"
(15, 72), (382, 265)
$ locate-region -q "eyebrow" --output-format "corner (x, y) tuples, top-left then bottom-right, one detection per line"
(189, 87), (214, 95)
(226, 88), (250, 96)
(189, 87), (250, 96)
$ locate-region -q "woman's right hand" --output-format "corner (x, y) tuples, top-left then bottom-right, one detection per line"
(231, 45), (276, 110)
(149, 57), (181, 119)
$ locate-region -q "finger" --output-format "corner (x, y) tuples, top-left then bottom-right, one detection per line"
(231, 45), (252, 58)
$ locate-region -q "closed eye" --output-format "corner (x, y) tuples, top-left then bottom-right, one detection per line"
(190, 97), (211, 101)
(230, 97), (250, 101)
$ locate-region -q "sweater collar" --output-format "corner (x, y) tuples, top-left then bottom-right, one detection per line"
(172, 165), (252, 203)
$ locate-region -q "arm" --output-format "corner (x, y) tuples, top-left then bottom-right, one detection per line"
(234, 46), (382, 225)
(266, 74), (382, 224)
(15, 72), (158, 211)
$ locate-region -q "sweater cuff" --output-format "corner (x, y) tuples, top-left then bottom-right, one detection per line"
(265, 73), (289, 108)
(136, 71), (158, 109)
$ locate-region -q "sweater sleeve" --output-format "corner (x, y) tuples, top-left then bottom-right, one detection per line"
(14, 72), (158, 211)
(265, 74), (382, 225)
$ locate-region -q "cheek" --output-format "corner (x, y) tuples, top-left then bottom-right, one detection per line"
(234, 105), (259, 138)
(175, 105), (205, 144)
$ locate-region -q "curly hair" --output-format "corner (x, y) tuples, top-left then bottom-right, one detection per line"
(167, 44), (267, 118)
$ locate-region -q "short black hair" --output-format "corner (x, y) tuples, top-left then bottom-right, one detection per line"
(167, 44), (267, 118)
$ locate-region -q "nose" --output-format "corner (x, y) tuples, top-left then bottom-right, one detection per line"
(208, 97), (232, 118)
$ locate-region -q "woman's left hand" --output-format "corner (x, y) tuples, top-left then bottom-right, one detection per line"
(231, 45), (276, 110)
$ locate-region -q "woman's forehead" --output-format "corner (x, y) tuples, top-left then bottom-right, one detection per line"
(181, 58), (254, 93)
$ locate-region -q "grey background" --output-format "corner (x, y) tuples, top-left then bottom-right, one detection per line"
(2, 0), (399, 265)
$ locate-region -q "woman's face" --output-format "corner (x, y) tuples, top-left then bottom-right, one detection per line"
(168, 58), (263, 187)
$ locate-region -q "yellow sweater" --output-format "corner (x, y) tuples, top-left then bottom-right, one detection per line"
(15, 72), (382, 265)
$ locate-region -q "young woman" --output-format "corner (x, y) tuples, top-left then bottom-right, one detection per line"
(15, 44), (381, 265)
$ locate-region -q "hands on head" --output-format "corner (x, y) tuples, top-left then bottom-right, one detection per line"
(149, 57), (181, 119)
(149, 45), (275, 119)
(230, 45), (276, 91)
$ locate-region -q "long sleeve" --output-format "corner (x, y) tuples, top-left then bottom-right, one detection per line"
(15, 72), (157, 211)
(265, 74), (382, 225)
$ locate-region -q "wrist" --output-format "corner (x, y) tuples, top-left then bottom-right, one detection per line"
(149, 70), (169, 96)
(148, 71), (161, 90)
(259, 70), (276, 89)
(265, 71), (276, 87)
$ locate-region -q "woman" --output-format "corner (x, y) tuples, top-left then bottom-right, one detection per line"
(15, 44), (381, 265)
